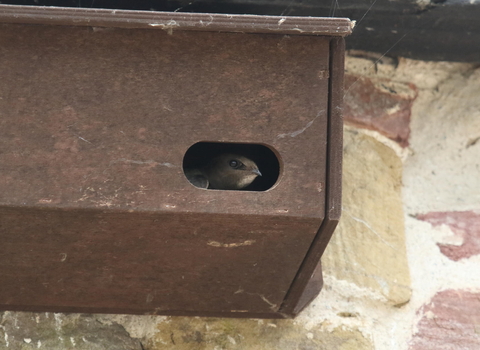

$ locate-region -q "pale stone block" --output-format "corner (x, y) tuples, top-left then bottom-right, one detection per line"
(0, 312), (142, 350)
(322, 128), (411, 306)
(147, 317), (373, 350)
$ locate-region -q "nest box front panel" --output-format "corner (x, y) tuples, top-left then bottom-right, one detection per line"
(0, 24), (330, 217)
(0, 22), (332, 316)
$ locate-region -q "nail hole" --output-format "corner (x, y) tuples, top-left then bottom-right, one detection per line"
(337, 312), (359, 318)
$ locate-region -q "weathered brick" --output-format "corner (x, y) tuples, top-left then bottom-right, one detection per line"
(417, 211), (480, 261)
(344, 74), (417, 147)
(410, 290), (480, 350)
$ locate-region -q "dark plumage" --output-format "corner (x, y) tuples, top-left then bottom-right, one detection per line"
(185, 153), (262, 190)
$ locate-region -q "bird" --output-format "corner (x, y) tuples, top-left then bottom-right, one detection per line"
(184, 153), (262, 190)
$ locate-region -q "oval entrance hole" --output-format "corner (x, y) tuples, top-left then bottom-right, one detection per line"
(183, 142), (280, 191)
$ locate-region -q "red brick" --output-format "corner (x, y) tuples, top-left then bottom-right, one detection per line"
(343, 74), (417, 147)
(417, 211), (480, 261)
(410, 290), (480, 350)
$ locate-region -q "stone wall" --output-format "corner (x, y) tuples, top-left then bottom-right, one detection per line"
(1, 55), (479, 350)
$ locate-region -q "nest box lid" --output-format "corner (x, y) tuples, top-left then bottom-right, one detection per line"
(0, 4), (353, 36)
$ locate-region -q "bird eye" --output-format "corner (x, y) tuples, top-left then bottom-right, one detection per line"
(229, 160), (238, 168)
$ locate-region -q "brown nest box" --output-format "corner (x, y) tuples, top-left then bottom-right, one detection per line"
(0, 5), (352, 318)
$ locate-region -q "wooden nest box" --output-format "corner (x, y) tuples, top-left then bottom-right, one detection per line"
(0, 5), (352, 318)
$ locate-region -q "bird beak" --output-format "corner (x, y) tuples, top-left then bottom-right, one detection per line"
(251, 168), (262, 177)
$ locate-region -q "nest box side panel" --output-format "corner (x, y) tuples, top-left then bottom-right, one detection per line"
(280, 37), (345, 316)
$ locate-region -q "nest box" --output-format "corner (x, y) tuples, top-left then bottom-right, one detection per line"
(0, 5), (352, 318)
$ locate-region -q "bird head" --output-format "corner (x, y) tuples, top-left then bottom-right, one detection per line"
(204, 153), (262, 190)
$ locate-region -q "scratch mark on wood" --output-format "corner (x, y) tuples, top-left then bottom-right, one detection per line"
(207, 240), (256, 248)
(76, 135), (92, 144)
(259, 294), (278, 310)
(111, 158), (175, 167)
(276, 112), (322, 139)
